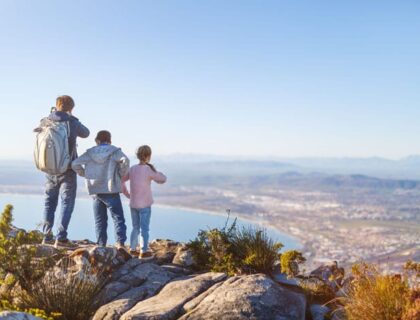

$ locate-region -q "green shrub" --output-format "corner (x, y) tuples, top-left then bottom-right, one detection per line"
(0, 204), (53, 293)
(231, 227), (283, 274)
(188, 214), (283, 275)
(280, 250), (306, 278)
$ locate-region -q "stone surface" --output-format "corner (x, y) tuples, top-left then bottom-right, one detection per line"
(149, 239), (182, 265)
(272, 272), (301, 287)
(160, 264), (192, 275)
(120, 272), (227, 320)
(68, 245), (131, 273)
(172, 244), (194, 267)
(310, 304), (330, 320)
(0, 311), (42, 320)
(310, 261), (345, 291)
(331, 308), (347, 320)
(179, 274), (306, 320)
(182, 281), (224, 313)
(93, 262), (177, 320)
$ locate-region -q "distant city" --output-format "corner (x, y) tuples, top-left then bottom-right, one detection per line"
(0, 155), (419, 272)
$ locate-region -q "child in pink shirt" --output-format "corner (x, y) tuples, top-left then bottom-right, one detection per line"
(122, 145), (166, 258)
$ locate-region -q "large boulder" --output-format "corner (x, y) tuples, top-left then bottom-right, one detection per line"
(0, 311), (42, 320)
(120, 272), (227, 320)
(93, 261), (177, 320)
(180, 274), (306, 320)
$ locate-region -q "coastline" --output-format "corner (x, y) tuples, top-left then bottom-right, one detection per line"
(155, 203), (302, 248)
(0, 191), (302, 248)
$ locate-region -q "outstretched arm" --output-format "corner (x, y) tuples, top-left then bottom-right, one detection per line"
(151, 169), (167, 184)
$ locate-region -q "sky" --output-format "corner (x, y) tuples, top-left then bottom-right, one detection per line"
(0, 0), (419, 160)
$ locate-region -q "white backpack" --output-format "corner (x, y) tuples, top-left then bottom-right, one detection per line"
(34, 119), (72, 175)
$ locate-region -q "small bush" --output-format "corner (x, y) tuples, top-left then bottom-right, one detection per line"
(231, 227), (283, 274)
(188, 213), (283, 275)
(343, 263), (417, 320)
(280, 250), (306, 278)
(0, 204), (53, 293)
(22, 257), (107, 320)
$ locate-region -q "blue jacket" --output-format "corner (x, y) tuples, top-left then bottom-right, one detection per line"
(35, 111), (90, 160)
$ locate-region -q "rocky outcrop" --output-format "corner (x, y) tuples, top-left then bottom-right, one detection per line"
(0, 311), (42, 320)
(68, 245), (131, 273)
(172, 244), (195, 268)
(93, 260), (177, 320)
(121, 272), (227, 320)
(149, 239), (182, 264)
(180, 274), (306, 320)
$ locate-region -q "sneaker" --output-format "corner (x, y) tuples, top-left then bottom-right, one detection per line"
(115, 242), (126, 250)
(54, 239), (78, 249)
(42, 237), (55, 245)
(129, 249), (140, 256)
(139, 251), (154, 259)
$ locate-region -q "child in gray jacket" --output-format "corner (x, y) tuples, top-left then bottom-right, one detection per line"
(72, 130), (129, 248)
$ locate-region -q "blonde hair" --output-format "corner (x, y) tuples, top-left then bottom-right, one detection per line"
(56, 95), (75, 112)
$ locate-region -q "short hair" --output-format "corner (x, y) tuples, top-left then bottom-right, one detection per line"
(95, 130), (111, 144)
(56, 95), (75, 112)
(136, 145), (152, 162)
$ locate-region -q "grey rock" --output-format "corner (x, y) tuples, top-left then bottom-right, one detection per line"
(160, 264), (192, 275)
(310, 261), (345, 291)
(93, 263), (176, 320)
(0, 311), (42, 320)
(172, 245), (194, 267)
(32, 244), (61, 258)
(331, 308), (347, 320)
(272, 272), (301, 287)
(310, 304), (330, 320)
(68, 245), (131, 274)
(179, 274), (306, 320)
(183, 281), (225, 312)
(120, 272), (227, 320)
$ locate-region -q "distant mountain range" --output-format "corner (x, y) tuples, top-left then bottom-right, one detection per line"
(156, 154), (420, 180)
(0, 155), (419, 188)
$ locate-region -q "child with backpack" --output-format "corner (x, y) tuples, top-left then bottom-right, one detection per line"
(34, 95), (90, 248)
(72, 130), (130, 248)
(122, 145), (167, 258)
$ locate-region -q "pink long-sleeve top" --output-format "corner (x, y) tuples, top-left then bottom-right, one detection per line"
(122, 164), (167, 209)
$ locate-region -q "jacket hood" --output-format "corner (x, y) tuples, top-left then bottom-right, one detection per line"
(86, 145), (120, 164)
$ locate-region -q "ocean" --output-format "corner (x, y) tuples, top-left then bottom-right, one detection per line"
(0, 193), (299, 249)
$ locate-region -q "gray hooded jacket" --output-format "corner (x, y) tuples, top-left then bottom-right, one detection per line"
(72, 144), (130, 195)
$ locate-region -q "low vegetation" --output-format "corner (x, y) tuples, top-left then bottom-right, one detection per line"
(330, 262), (420, 320)
(280, 250), (306, 278)
(23, 257), (107, 320)
(188, 214), (284, 275)
(0, 204), (107, 320)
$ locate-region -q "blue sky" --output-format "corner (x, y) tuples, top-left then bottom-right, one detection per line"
(0, 0), (419, 160)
